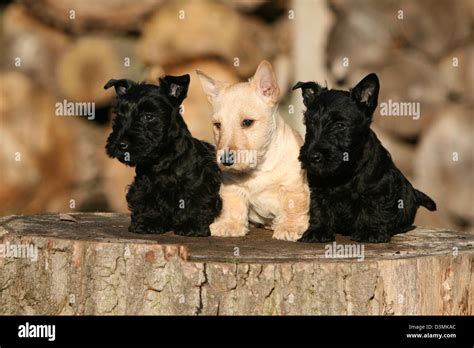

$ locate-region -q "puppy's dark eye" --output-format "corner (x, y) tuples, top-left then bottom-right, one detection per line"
(213, 122), (221, 130)
(241, 119), (254, 128)
(335, 122), (345, 129)
(144, 113), (155, 121)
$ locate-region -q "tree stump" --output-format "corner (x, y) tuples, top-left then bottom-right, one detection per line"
(0, 213), (472, 315)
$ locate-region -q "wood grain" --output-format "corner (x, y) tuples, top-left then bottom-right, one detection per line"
(0, 213), (472, 315)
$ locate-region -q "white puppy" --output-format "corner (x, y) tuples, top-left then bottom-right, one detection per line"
(197, 60), (309, 241)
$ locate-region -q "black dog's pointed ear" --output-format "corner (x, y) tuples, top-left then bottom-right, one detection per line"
(292, 81), (322, 107)
(159, 74), (190, 106)
(104, 79), (136, 96)
(350, 73), (379, 113)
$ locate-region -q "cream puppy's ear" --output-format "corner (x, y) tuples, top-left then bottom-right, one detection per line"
(196, 70), (227, 105)
(251, 60), (280, 105)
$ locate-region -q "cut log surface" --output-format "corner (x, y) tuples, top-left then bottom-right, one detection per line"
(55, 35), (144, 107)
(137, 0), (280, 77)
(19, 0), (165, 33)
(0, 213), (472, 315)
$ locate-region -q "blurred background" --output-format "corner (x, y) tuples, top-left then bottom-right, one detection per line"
(0, 0), (472, 232)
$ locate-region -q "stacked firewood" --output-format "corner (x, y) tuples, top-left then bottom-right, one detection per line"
(0, 0), (472, 232)
(0, 0), (289, 214)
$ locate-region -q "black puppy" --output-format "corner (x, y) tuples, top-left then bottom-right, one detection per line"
(293, 73), (436, 243)
(105, 75), (222, 236)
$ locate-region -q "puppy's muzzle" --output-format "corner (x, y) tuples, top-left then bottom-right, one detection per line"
(219, 152), (234, 166)
(312, 152), (323, 163)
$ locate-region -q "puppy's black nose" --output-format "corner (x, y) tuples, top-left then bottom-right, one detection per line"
(220, 153), (234, 166)
(119, 142), (129, 150)
(312, 152), (323, 163)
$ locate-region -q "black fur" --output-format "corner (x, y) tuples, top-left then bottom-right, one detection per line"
(293, 73), (436, 243)
(105, 75), (222, 236)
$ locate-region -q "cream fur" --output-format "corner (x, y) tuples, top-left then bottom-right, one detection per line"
(197, 61), (309, 241)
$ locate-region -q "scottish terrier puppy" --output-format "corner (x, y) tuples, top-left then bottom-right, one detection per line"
(105, 75), (222, 236)
(293, 73), (436, 243)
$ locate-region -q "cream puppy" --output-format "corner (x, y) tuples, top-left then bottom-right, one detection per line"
(197, 60), (309, 241)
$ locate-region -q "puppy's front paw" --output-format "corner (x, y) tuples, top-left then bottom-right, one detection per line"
(272, 223), (306, 242)
(129, 221), (167, 235)
(351, 231), (391, 243)
(298, 228), (335, 243)
(129, 221), (148, 234)
(210, 220), (248, 237)
(175, 225), (211, 237)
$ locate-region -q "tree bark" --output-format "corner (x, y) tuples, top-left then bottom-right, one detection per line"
(0, 213), (472, 315)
